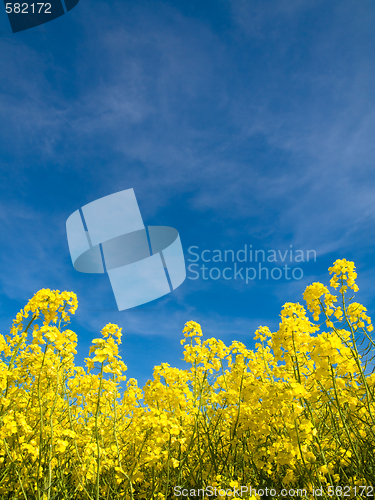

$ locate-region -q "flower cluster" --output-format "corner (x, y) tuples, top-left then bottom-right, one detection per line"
(0, 260), (374, 499)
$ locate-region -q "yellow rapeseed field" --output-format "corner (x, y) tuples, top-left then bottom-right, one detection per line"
(0, 259), (374, 499)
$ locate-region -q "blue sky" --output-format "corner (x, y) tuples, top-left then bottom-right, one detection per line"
(1, 0), (375, 387)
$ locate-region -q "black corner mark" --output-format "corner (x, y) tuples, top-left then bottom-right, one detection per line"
(63, 0), (78, 12)
(3, 0), (80, 33)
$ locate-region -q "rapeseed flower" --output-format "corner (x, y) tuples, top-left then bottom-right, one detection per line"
(0, 260), (374, 498)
